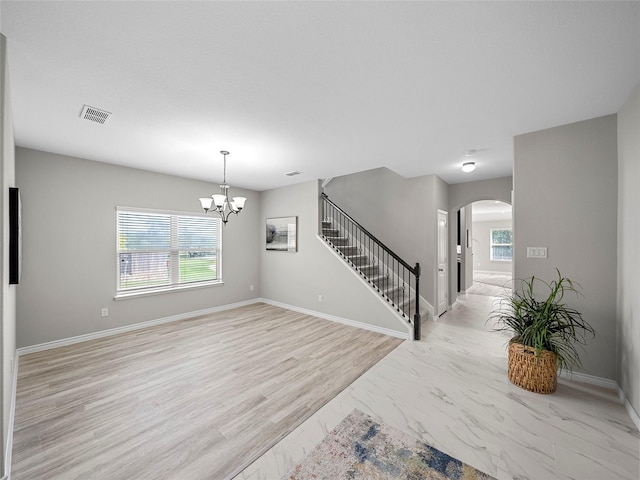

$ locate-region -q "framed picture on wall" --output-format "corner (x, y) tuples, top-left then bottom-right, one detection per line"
(265, 216), (297, 252)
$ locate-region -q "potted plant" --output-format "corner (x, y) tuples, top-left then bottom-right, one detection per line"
(490, 269), (595, 394)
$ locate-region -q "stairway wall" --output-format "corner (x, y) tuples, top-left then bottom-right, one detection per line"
(259, 180), (409, 336)
(324, 167), (447, 314)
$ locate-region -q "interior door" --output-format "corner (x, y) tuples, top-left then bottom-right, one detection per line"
(437, 210), (449, 316)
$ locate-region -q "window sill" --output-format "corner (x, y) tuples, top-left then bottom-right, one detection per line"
(114, 280), (224, 300)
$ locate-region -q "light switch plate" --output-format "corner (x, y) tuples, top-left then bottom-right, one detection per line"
(527, 247), (547, 259)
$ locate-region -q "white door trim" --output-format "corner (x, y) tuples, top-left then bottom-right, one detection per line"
(437, 209), (449, 316)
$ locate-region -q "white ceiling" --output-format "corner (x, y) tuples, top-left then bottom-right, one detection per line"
(1, 1), (638, 191)
(472, 200), (512, 223)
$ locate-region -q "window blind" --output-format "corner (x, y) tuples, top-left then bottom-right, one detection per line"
(117, 208), (221, 294)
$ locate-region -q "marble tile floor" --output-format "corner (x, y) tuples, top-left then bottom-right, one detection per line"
(467, 271), (513, 297)
(466, 281), (511, 297)
(234, 294), (640, 480)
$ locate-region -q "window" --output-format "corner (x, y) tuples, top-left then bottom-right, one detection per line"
(116, 208), (221, 296)
(490, 228), (512, 261)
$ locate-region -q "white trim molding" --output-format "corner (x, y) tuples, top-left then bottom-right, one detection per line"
(17, 299), (261, 356)
(558, 370), (619, 390)
(3, 351), (18, 480)
(559, 370), (640, 431)
(260, 298), (409, 340)
(16, 295), (409, 358)
(317, 235), (429, 338)
(618, 387), (640, 432)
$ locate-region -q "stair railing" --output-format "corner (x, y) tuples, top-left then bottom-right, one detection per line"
(320, 193), (422, 340)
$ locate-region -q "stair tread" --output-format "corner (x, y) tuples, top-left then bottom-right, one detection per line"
(369, 274), (388, 281)
(320, 223), (423, 330)
(383, 287), (403, 295)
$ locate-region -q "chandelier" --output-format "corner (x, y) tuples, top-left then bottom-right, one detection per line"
(199, 150), (247, 224)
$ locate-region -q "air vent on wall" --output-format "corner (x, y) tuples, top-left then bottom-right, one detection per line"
(285, 171), (302, 177)
(80, 105), (112, 124)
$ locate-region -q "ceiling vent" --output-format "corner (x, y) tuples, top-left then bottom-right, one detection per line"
(80, 105), (112, 124)
(285, 171), (301, 177)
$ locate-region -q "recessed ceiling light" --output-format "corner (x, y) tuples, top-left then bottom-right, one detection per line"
(461, 162), (476, 173)
(285, 171), (302, 177)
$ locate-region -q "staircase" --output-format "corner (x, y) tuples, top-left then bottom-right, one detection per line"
(320, 194), (424, 340)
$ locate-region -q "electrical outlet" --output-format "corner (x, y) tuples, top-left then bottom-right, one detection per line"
(250, 284), (254, 291)
(318, 294), (323, 302)
(101, 308), (109, 317)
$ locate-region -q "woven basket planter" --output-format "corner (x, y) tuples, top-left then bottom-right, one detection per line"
(508, 340), (558, 394)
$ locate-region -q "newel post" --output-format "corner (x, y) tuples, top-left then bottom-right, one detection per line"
(413, 263), (421, 340)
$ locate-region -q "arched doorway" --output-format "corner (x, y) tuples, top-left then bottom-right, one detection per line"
(460, 200), (512, 297)
(445, 177), (513, 312)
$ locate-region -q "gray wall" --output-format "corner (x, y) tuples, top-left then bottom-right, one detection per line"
(448, 176), (512, 213)
(472, 219), (513, 273)
(15, 148), (261, 348)
(325, 167), (449, 316)
(447, 176), (512, 302)
(260, 180), (408, 335)
(326, 171), (513, 312)
(0, 33), (16, 476)
(617, 82), (640, 418)
(514, 115), (618, 379)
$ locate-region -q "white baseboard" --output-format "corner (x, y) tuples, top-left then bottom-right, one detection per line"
(558, 370), (619, 390)
(558, 370), (640, 431)
(17, 298), (262, 356)
(423, 299), (434, 321)
(259, 298), (409, 340)
(618, 387), (640, 432)
(316, 235), (429, 336)
(16, 295), (409, 357)
(3, 352), (18, 480)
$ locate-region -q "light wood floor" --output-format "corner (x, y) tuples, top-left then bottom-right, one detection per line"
(237, 294), (640, 480)
(11, 303), (402, 480)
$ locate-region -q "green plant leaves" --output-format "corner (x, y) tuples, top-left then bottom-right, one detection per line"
(489, 269), (596, 373)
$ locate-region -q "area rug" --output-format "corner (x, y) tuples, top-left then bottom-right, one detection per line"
(283, 409), (495, 479)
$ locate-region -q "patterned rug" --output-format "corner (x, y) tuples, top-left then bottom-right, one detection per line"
(283, 409), (495, 480)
